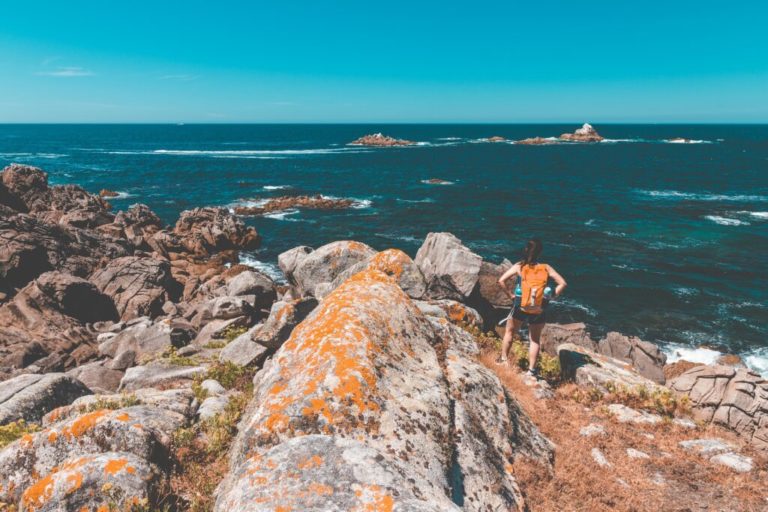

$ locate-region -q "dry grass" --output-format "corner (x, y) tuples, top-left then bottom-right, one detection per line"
(479, 350), (768, 512)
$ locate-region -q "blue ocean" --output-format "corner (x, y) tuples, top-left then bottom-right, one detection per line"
(1, 124), (766, 372)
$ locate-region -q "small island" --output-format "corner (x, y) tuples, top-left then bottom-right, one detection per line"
(348, 133), (415, 146)
(233, 195), (356, 216)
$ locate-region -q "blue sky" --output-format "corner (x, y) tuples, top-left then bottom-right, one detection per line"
(1, 1), (766, 122)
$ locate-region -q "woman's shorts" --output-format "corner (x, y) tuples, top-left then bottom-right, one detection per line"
(510, 307), (546, 325)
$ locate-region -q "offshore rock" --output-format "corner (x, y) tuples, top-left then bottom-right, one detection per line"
(559, 123), (604, 142)
(233, 195), (355, 216)
(348, 132), (415, 146)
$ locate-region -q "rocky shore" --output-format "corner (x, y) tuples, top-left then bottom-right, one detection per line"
(1, 164), (765, 511)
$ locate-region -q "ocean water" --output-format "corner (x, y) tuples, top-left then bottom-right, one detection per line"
(1, 124), (766, 371)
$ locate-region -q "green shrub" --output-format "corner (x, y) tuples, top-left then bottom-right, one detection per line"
(0, 420), (40, 449)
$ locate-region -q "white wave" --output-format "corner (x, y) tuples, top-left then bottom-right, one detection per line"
(603, 231), (627, 238)
(0, 152), (68, 159)
(599, 138), (646, 143)
(436, 137), (462, 141)
(637, 189), (768, 202)
(263, 185), (291, 190)
(743, 348), (768, 377)
(664, 344), (723, 365)
(318, 195), (372, 209)
(557, 298), (597, 317)
(420, 179), (454, 185)
(662, 138), (712, 144)
(263, 209), (301, 221)
(396, 198), (436, 204)
(704, 215), (749, 226)
(374, 233), (422, 244)
(237, 254), (286, 283)
(736, 211), (768, 219)
(103, 147), (369, 157)
(672, 286), (699, 297)
(111, 191), (136, 199)
(585, 219), (596, 226)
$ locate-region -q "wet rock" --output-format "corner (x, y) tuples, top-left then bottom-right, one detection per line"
(558, 343), (664, 393)
(172, 207), (260, 257)
(288, 240), (376, 297)
(597, 332), (667, 384)
(16, 452), (158, 512)
(99, 189), (119, 198)
(559, 123), (604, 142)
(119, 362), (207, 392)
(415, 232), (482, 300)
(91, 256), (180, 321)
(668, 365), (768, 452)
(348, 132), (415, 146)
(0, 373), (90, 425)
(486, 136), (506, 142)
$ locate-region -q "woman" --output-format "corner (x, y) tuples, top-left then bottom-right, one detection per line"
(496, 238), (567, 377)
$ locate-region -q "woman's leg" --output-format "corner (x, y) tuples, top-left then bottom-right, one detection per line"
(528, 322), (545, 371)
(500, 317), (522, 361)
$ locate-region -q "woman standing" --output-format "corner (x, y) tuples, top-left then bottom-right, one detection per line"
(496, 239), (567, 377)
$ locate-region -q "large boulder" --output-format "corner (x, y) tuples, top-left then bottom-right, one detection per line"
(250, 297), (318, 350)
(172, 207), (260, 257)
(276, 245), (313, 283)
(558, 343), (665, 393)
(225, 269), (276, 310)
(414, 232), (482, 300)
(91, 256), (180, 321)
(540, 323), (596, 355)
(287, 240), (376, 297)
(0, 373), (90, 425)
(103, 203), (164, 249)
(119, 362), (208, 392)
(98, 318), (177, 370)
(324, 248), (427, 300)
(597, 332), (667, 384)
(668, 365), (768, 452)
(215, 268), (549, 511)
(0, 272), (118, 377)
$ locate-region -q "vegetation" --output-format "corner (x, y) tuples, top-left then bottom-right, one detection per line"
(78, 394), (140, 414)
(0, 420), (40, 449)
(159, 346), (199, 367)
(220, 324), (248, 343)
(570, 381), (691, 418)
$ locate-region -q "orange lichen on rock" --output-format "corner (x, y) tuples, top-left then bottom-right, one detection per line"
(368, 249), (411, 279)
(104, 458), (130, 475)
(114, 412), (130, 422)
(62, 410), (109, 438)
(352, 484), (395, 512)
(296, 455), (323, 470)
(21, 473), (55, 510)
(65, 471), (83, 495)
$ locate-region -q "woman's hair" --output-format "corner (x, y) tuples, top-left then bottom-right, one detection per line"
(521, 238), (543, 267)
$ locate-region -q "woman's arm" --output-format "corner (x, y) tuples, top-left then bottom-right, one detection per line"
(497, 263), (520, 296)
(546, 264), (567, 297)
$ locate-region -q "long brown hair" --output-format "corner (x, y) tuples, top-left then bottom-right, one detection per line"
(520, 238), (543, 267)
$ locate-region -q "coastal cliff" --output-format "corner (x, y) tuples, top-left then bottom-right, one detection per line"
(0, 164), (765, 511)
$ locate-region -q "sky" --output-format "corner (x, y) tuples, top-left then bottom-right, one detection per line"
(1, 1), (767, 123)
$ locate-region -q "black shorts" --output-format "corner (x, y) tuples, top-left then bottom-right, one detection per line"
(511, 305), (546, 325)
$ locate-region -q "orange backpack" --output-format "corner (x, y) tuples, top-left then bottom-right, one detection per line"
(520, 263), (549, 314)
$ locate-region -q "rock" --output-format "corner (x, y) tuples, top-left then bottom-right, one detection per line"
(215, 435), (453, 512)
(716, 353), (747, 368)
(119, 362), (207, 392)
(172, 207), (261, 257)
(324, 248), (427, 300)
(91, 256), (180, 321)
(276, 245), (313, 283)
(99, 188), (119, 198)
(515, 136), (558, 145)
(0, 272), (118, 375)
(540, 322), (596, 356)
(559, 123), (604, 142)
(414, 232), (483, 300)
(348, 133), (415, 146)
(98, 318), (175, 369)
(422, 178), (454, 185)
(225, 269), (276, 310)
(473, 259), (513, 308)
(414, 299), (483, 328)
(668, 365), (768, 452)
(591, 448), (611, 467)
(15, 452), (157, 512)
(0, 405), (185, 505)
(626, 448), (650, 459)
(198, 394), (231, 421)
(234, 195), (357, 216)
(106, 203), (164, 250)
(219, 328), (269, 367)
(216, 268), (548, 511)
(597, 332), (667, 384)
(486, 136), (506, 142)
(679, 438), (735, 455)
(664, 359), (703, 381)
(709, 452), (753, 473)
(201, 379), (226, 397)
(0, 373), (90, 425)
(191, 295), (256, 329)
(66, 361), (124, 393)
(558, 343), (664, 393)
(193, 316), (249, 347)
(288, 240), (376, 297)
(580, 423), (607, 437)
(607, 404), (662, 425)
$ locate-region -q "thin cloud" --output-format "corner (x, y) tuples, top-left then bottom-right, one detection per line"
(159, 74), (198, 81)
(36, 66), (94, 77)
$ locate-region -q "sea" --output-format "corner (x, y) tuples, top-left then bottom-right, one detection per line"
(1, 124), (766, 374)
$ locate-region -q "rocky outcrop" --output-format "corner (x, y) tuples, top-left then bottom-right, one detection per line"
(91, 256), (180, 321)
(172, 207), (261, 257)
(250, 297), (318, 350)
(415, 232), (483, 301)
(597, 332), (667, 384)
(0, 272), (118, 377)
(668, 365), (768, 452)
(323, 248), (427, 300)
(281, 240), (376, 297)
(515, 137), (557, 145)
(233, 195), (356, 216)
(559, 123), (604, 142)
(348, 133), (415, 146)
(215, 268), (551, 511)
(558, 343), (664, 393)
(486, 136), (507, 142)
(0, 373), (90, 425)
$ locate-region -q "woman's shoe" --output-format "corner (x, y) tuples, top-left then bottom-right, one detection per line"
(495, 357), (509, 365)
(525, 368), (540, 379)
